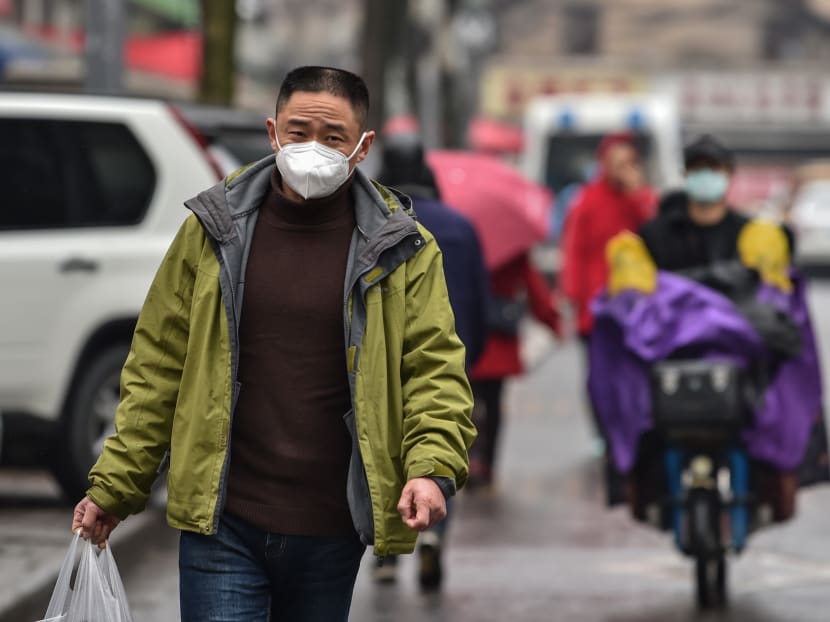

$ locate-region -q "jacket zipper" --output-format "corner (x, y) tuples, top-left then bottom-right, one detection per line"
(343, 226), (423, 547)
(211, 241), (242, 534)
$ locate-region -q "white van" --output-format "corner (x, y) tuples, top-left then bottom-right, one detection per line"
(521, 93), (684, 194)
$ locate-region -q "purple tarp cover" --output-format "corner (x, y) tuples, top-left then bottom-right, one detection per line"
(589, 272), (823, 473)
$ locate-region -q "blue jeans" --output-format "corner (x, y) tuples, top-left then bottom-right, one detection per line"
(179, 513), (365, 622)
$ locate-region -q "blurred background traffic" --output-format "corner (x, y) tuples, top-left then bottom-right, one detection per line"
(4, 1), (830, 227)
(5, 0), (830, 263)
(4, 1), (830, 621)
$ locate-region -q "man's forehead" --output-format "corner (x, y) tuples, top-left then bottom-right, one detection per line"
(285, 117), (348, 131)
(280, 91), (359, 125)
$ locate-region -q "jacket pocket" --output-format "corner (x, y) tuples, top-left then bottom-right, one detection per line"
(343, 409), (374, 546)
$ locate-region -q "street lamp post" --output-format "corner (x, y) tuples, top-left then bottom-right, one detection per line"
(450, 0), (496, 145)
(411, 0), (447, 150)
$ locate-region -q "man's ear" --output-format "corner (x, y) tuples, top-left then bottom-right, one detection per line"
(355, 130), (376, 165)
(266, 118), (278, 152)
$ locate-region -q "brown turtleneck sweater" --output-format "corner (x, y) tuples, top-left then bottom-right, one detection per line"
(224, 170), (356, 535)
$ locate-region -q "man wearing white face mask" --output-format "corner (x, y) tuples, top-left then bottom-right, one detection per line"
(71, 66), (475, 622)
(274, 125), (367, 199)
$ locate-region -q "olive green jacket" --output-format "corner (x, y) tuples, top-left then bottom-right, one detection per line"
(86, 158), (476, 555)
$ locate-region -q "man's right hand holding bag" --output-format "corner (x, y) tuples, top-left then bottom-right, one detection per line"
(72, 497), (120, 549)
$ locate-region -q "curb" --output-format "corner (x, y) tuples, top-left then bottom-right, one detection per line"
(0, 508), (165, 622)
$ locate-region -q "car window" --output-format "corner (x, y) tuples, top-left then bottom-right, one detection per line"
(0, 119), (156, 231)
(0, 119), (66, 229)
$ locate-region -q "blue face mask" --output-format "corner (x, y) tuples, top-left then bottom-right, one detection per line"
(685, 169), (729, 205)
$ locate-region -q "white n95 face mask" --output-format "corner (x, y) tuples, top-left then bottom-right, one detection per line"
(275, 132), (367, 200)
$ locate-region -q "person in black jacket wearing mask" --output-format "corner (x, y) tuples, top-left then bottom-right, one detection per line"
(640, 134), (748, 270)
(640, 134), (797, 295)
(632, 135), (821, 525)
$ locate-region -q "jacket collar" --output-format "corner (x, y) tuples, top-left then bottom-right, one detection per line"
(185, 155), (419, 246)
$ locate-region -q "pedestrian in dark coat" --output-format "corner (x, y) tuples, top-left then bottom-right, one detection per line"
(376, 131), (489, 590)
(467, 252), (562, 489)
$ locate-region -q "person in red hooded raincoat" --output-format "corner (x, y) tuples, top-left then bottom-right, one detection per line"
(561, 132), (658, 341)
(560, 132), (657, 503)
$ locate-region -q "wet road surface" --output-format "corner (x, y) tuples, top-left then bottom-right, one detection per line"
(7, 284), (830, 621)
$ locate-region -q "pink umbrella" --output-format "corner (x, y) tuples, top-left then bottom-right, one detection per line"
(426, 150), (553, 269)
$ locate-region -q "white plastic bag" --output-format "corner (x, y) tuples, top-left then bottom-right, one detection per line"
(65, 536), (118, 621)
(97, 541), (134, 622)
(36, 532), (134, 622)
(37, 531), (81, 622)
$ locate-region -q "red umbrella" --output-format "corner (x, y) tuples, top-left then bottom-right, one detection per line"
(426, 150), (553, 269)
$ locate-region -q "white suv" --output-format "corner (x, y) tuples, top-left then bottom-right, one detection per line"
(0, 92), (224, 499)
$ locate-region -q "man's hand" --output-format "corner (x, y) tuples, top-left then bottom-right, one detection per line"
(397, 477), (447, 532)
(72, 496), (120, 549)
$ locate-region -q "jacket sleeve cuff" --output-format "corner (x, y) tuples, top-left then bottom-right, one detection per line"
(86, 485), (138, 521)
(430, 476), (457, 499)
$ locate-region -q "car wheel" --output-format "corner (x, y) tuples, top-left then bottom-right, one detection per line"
(51, 344), (129, 501)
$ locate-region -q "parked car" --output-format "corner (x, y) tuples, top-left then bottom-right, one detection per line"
(175, 101), (271, 174)
(0, 92), (224, 500)
(789, 179), (830, 270)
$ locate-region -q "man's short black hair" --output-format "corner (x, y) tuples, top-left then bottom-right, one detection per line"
(276, 66), (370, 128)
(684, 134), (735, 171)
